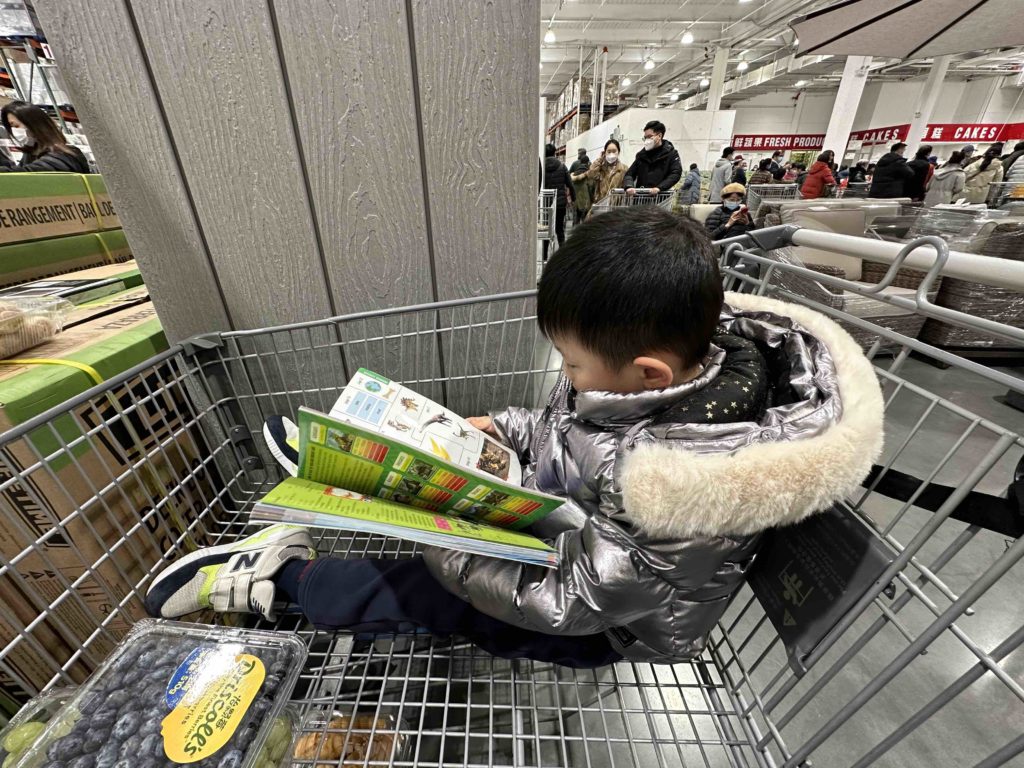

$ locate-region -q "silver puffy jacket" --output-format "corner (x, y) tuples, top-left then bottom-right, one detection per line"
(424, 293), (884, 662)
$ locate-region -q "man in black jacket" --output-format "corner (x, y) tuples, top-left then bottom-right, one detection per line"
(542, 143), (573, 262)
(624, 121), (683, 195)
(869, 142), (914, 198)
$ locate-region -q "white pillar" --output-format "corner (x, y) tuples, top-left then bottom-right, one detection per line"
(648, 84), (658, 109)
(597, 49), (607, 124)
(821, 55), (872, 161)
(539, 96), (547, 159)
(906, 55), (951, 149)
(706, 47), (729, 112)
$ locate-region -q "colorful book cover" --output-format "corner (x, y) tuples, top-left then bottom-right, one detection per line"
(252, 477), (557, 568)
(297, 404), (562, 531)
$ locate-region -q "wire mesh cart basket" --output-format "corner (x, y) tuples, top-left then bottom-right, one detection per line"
(589, 188), (676, 217)
(987, 180), (1024, 211)
(841, 181), (872, 199)
(746, 184), (799, 216)
(537, 189), (556, 241)
(1, 227), (1023, 767)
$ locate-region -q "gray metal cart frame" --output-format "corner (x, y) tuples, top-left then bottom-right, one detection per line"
(538, 190), (556, 241)
(1, 227), (1022, 767)
(589, 189), (676, 217)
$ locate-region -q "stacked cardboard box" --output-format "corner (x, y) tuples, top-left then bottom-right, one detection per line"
(0, 173), (130, 288)
(0, 301), (220, 702)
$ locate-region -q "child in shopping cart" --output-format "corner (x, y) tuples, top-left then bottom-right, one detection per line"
(147, 208), (883, 667)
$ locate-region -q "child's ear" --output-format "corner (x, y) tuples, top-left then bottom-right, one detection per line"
(633, 356), (674, 390)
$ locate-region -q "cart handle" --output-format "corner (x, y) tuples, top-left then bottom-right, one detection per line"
(730, 225), (1024, 293)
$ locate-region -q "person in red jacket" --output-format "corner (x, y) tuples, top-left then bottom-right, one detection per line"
(800, 151), (837, 199)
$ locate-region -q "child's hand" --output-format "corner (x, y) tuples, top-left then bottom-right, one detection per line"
(468, 416), (498, 438)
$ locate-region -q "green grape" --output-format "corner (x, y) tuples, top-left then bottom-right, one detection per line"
(2, 721), (46, 756)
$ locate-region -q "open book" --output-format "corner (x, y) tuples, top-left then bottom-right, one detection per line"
(251, 369), (563, 567)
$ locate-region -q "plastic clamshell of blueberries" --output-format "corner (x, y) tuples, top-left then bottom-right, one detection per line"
(8, 620), (306, 768)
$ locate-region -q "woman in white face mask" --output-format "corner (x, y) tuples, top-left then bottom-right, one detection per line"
(0, 101), (90, 173)
(585, 139), (629, 204)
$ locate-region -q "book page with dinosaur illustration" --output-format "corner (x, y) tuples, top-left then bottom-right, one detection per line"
(329, 368), (522, 485)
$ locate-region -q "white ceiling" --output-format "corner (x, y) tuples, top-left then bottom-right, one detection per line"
(539, 0), (1024, 111)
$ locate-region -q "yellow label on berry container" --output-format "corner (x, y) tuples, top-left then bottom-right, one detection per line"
(161, 653), (265, 763)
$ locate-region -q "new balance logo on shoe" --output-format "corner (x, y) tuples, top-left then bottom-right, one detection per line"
(232, 552), (260, 572)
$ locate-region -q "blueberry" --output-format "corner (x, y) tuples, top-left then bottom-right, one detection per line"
(94, 743), (119, 768)
(102, 690), (130, 710)
(120, 667), (147, 687)
(77, 691), (105, 715)
(261, 674), (281, 696)
(215, 749), (244, 768)
(111, 761), (132, 768)
(111, 712), (141, 742)
(138, 717), (160, 737)
(90, 708), (118, 730)
(117, 734), (142, 761)
(269, 662), (287, 677)
(49, 734), (83, 760)
(68, 756), (96, 768)
(135, 649), (162, 669)
(140, 733), (162, 759)
(82, 727), (110, 754)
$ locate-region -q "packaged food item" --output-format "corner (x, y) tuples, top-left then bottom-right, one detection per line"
(9, 620), (306, 768)
(293, 712), (407, 767)
(0, 689), (75, 768)
(0, 297), (72, 359)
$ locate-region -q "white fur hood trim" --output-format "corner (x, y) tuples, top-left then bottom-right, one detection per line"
(619, 292), (884, 539)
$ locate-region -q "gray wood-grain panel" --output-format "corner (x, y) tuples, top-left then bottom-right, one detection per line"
(409, 0), (539, 300)
(271, 0), (434, 314)
(127, 0), (333, 331)
(31, 0), (231, 342)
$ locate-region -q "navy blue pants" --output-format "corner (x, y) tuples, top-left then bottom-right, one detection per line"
(273, 555), (622, 668)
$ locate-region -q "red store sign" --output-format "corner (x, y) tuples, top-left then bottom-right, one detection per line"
(922, 122), (1024, 143)
(848, 124), (910, 145)
(731, 134), (825, 151)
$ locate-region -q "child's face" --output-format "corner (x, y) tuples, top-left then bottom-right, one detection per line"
(554, 335), (682, 394)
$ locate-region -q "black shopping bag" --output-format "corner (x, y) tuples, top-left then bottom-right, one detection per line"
(747, 504), (896, 676)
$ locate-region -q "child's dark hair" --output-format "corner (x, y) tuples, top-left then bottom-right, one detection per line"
(538, 208), (723, 370)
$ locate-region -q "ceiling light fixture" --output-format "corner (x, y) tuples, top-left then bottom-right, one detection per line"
(539, 62), (544, 69)
(544, 28), (556, 44)
(621, 77), (632, 87)
(644, 58), (655, 70)
(737, 60), (749, 71)
(794, 79), (807, 87)
(699, 77), (710, 87)
(670, 94), (679, 101)
(671, 87), (680, 93)
(681, 30), (694, 45)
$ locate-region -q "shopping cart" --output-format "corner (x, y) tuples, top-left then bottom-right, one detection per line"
(1, 227), (1023, 767)
(537, 189), (556, 241)
(841, 181), (872, 199)
(987, 180), (1024, 211)
(745, 184), (799, 216)
(589, 188), (676, 217)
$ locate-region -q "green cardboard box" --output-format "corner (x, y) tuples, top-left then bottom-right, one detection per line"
(0, 172), (100, 245)
(0, 229), (133, 289)
(82, 174), (120, 230)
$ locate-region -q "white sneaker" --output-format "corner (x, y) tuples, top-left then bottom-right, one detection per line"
(145, 524), (315, 620)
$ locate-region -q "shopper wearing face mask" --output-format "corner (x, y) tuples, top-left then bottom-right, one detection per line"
(623, 121), (682, 196)
(585, 139), (629, 203)
(704, 183), (754, 240)
(0, 101), (90, 173)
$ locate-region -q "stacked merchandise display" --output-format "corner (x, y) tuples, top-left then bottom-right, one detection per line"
(0, 173), (218, 712)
